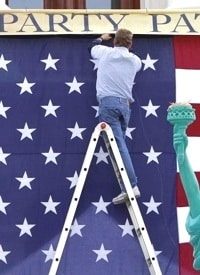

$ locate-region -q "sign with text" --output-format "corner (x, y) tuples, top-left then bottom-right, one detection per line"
(0, 9), (200, 35)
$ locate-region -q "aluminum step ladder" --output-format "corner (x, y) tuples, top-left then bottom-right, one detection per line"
(48, 122), (162, 275)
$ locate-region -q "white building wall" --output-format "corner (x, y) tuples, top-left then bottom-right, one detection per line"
(0, 0), (10, 9)
(140, 0), (200, 9)
(167, 0), (200, 8)
(140, 0), (168, 9)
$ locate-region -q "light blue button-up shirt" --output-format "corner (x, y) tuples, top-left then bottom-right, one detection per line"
(91, 44), (142, 103)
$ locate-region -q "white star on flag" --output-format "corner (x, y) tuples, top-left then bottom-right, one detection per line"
(141, 100), (160, 117)
(0, 101), (10, 118)
(0, 196), (10, 215)
(143, 196), (162, 214)
(42, 146), (61, 165)
(0, 54), (11, 71)
(65, 76), (85, 94)
(16, 77), (36, 94)
(15, 171), (35, 190)
(66, 171), (79, 189)
(143, 146), (162, 164)
(41, 53), (59, 70)
(155, 250), (162, 256)
(91, 106), (99, 117)
(0, 244), (11, 264)
(70, 218), (86, 237)
(90, 59), (99, 70)
(94, 146), (109, 164)
(92, 196), (111, 214)
(41, 195), (61, 214)
(16, 218), (36, 237)
(41, 99), (60, 117)
(118, 219), (134, 237)
(17, 122), (36, 140)
(126, 127), (136, 139)
(142, 53), (158, 71)
(93, 243), (112, 262)
(67, 122), (86, 140)
(0, 147), (10, 165)
(42, 244), (55, 262)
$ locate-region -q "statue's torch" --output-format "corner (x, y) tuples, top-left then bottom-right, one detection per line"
(167, 103), (196, 165)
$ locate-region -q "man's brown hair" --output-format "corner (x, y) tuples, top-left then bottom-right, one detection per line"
(114, 29), (133, 48)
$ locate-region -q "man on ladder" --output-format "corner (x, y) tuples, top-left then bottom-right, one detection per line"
(89, 28), (142, 204)
(49, 29), (162, 275)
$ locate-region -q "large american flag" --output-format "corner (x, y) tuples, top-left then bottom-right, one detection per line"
(0, 34), (198, 274)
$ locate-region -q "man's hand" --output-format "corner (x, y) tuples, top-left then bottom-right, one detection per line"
(100, 34), (112, 41)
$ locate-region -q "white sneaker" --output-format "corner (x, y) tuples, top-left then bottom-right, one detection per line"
(112, 192), (128, 205)
(133, 186), (141, 198)
(112, 186), (141, 205)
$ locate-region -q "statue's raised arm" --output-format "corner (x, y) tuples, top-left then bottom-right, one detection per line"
(167, 103), (200, 270)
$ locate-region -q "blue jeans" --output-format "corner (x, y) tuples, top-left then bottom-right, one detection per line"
(98, 96), (137, 192)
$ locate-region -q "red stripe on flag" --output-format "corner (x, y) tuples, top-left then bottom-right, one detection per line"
(176, 174), (187, 207)
(179, 243), (200, 275)
(174, 35), (200, 275)
(187, 104), (200, 136)
(174, 36), (200, 69)
(176, 173), (200, 207)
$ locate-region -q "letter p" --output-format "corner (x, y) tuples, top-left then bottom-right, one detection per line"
(150, 14), (171, 32)
(0, 13), (18, 32)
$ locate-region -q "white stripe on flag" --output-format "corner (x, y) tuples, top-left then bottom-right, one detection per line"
(176, 69), (200, 103)
(177, 137), (200, 172)
(177, 206), (190, 243)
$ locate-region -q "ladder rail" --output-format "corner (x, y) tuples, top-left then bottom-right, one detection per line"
(126, 203), (160, 275)
(104, 125), (162, 275)
(48, 125), (101, 275)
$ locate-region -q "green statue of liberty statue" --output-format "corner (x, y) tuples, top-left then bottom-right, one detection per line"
(167, 103), (200, 270)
